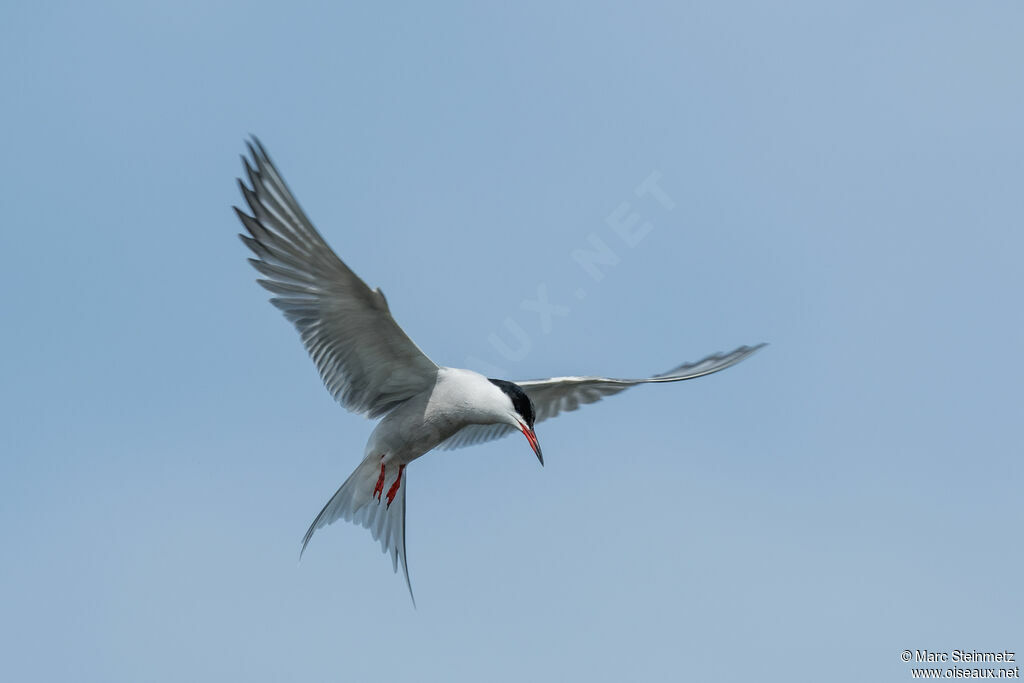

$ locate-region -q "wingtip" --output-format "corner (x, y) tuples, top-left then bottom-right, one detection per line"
(251, 135), (270, 160)
(407, 582), (417, 609)
(299, 519), (317, 561)
(231, 205), (251, 222)
(732, 341), (769, 364)
(244, 139), (258, 164)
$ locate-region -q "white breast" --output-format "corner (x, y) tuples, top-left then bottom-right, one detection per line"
(366, 367), (512, 464)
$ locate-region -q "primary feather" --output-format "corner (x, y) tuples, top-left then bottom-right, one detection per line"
(235, 137), (438, 418)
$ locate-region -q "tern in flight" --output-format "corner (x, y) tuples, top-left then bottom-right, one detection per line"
(234, 138), (764, 602)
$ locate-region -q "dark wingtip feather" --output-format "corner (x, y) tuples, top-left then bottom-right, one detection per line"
(238, 233), (274, 261)
(251, 135), (269, 159)
(244, 139), (259, 165)
(237, 178), (264, 216)
(233, 206), (264, 242)
(242, 156), (259, 188)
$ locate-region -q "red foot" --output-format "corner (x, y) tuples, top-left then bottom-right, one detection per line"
(373, 461), (386, 501)
(386, 465), (405, 509)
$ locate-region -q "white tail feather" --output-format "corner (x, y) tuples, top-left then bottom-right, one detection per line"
(300, 455), (414, 604)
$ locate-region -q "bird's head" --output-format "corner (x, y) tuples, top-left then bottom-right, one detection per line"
(488, 379), (543, 466)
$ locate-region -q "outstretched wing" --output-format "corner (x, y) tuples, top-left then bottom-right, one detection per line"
(439, 343), (765, 450)
(521, 343), (766, 422)
(235, 138), (438, 418)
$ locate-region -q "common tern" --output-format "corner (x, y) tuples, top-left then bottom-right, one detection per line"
(234, 138), (764, 602)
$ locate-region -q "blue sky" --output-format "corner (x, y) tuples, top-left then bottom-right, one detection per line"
(2, 2), (1021, 681)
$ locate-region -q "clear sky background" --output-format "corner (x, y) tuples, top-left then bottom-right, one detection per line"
(2, 2), (1022, 681)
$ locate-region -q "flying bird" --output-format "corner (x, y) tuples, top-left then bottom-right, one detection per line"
(233, 138), (764, 602)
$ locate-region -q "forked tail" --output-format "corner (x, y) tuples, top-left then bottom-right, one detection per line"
(300, 454), (414, 604)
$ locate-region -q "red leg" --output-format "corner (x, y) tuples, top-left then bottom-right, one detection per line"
(386, 465), (405, 508)
(373, 461), (386, 501)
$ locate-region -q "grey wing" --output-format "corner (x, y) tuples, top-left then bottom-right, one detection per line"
(235, 138), (438, 418)
(438, 343), (765, 450)
(437, 423), (517, 451)
(522, 343), (767, 422)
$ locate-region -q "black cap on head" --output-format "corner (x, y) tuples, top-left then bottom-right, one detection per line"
(488, 379), (536, 427)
